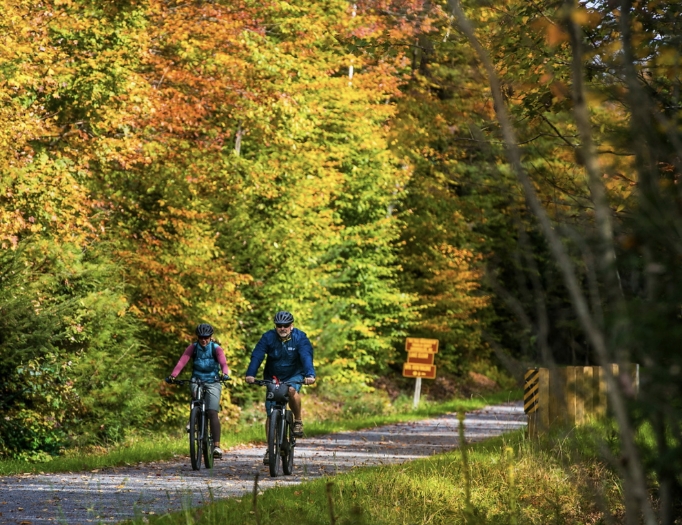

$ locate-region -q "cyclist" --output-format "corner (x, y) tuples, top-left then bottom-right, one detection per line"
(166, 323), (230, 459)
(245, 311), (315, 464)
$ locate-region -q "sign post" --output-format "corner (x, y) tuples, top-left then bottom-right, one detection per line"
(402, 337), (439, 408)
(413, 377), (422, 409)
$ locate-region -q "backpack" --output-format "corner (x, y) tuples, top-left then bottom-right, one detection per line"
(192, 341), (218, 361)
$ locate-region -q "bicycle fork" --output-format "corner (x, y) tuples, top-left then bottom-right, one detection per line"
(192, 401), (206, 442)
(279, 410), (294, 453)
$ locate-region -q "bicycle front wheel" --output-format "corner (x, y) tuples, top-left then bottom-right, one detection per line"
(203, 415), (214, 469)
(268, 410), (282, 477)
(282, 411), (294, 475)
(189, 406), (202, 471)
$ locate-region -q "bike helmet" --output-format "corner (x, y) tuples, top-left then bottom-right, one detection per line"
(273, 311), (294, 325)
(195, 323), (214, 337)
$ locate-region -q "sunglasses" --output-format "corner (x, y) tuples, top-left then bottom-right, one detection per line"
(275, 323), (292, 329)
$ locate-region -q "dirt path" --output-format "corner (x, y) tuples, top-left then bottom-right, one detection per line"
(0, 402), (525, 524)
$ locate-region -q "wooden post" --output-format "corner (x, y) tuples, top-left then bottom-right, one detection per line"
(581, 366), (594, 421)
(538, 368), (550, 432)
(574, 366), (584, 426)
(528, 408), (537, 437)
(531, 364), (637, 431)
(524, 368), (539, 437)
(594, 366), (607, 418)
(565, 367), (577, 426)
(549, 368), (562, 427)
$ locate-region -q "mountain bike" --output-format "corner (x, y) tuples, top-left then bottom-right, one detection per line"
(252, 379), (301, 477)
(169, 377), (229, 471)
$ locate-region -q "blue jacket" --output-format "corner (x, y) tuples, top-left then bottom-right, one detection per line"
(245, 328), (315, 380)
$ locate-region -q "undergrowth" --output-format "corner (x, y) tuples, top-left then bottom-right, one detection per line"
(130, 421), (623, 525)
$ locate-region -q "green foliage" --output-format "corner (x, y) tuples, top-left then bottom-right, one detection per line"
(3, 3), (679, 499)
(1, 0), (421, 456)
(0, 238), (156, 458)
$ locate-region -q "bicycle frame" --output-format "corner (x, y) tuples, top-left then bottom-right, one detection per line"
(253, 378), (301, 476)
(191, 384), (207, 441)
(271, 405), (289, 447)
(170, 376), (227, 470)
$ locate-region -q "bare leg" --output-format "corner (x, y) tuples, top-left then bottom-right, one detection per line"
(263, 416), (270, 462)
(288, 387), (302, 420)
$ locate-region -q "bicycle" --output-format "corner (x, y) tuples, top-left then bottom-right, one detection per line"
(252, 379), (301, 477)
(168, 376), (229, 471)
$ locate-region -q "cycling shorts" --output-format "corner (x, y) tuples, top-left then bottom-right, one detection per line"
(265, 373), (303, 416)
(191, 381), (222, 412)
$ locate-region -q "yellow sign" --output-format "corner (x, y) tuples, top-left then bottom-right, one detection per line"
(406, 352), (434, 365)
(405, 337), (439, 354)
(524, 368), (539, 414)
(403, 363), (437, 379)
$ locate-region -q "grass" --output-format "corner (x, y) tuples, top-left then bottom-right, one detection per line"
(0, 389), (520, 476)
(129, 421), (623, 525)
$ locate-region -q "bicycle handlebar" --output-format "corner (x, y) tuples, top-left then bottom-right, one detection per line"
(166, 376), (230, 386)
(251, 379), (303, 387)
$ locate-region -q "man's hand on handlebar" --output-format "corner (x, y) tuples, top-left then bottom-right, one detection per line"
(221, 373), (230, 382)
(246, 377), (314, 385)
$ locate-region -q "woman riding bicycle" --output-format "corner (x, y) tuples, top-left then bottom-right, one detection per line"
(166, 323), (231, 459)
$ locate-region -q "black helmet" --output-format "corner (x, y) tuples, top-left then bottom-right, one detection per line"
(195, 323), (214, 337)
(273, 311), (294, 325)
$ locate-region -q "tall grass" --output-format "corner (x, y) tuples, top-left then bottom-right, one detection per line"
(131, 422), (623, 525)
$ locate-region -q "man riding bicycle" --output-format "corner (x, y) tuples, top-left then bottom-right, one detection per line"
(166, 323), (230, 459)
(245, 311), (315, 464)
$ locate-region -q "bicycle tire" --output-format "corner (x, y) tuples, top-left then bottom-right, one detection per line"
(282, 411), (294, 475)
(203, 414), (214, 469)
(189, 406), (202, 471)
(268, 410), (282, 477)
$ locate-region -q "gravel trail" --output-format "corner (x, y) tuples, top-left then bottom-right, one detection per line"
(0, 402), (525, 524)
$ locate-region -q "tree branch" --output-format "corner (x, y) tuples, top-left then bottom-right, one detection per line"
(447, 3), (655, 524)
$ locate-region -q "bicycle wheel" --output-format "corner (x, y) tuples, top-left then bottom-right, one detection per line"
(268, 410), (282, 477)
(203, 415), (214, 469)
(282, 411), (295, 475)
(189, 406), (202, 471)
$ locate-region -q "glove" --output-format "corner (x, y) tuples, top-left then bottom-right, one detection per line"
(304, 376), (316, 385)
(221, 373), (230, 381)
(165, 376), (175, 384)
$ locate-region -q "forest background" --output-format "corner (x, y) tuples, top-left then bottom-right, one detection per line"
(1, 5), (680, 518)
